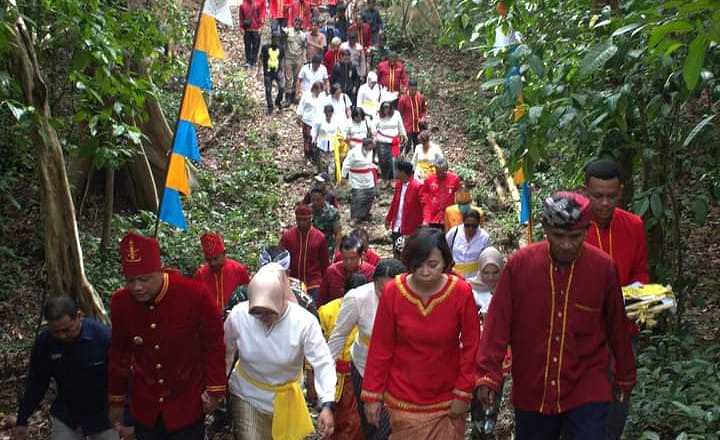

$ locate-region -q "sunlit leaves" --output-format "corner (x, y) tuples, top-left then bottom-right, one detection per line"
(579, 40), (618, 77)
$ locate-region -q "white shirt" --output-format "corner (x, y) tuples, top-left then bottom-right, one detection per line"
(327, 282), (378, 376)
(411, 142), (444, 182)
(346, 119), (375, 149)
(472, 288), (493, 314)
(341, 146), (376, 189)
(325, 94), (352, 128)
(357, 83), (381, 118)
(224, 302), (337, 414)
(374, 110), (406, 143)
(296, 91), (326, 125)
(393, 182), (409, 232)
(446, 225), (491, 279)
(298, 64), (329, 93)
(312, 117), (343, 152)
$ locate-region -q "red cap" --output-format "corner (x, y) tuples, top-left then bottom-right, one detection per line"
(119, 232), (162, 277)
(295, 203), (313, 217)
(201, 232), (226, 258)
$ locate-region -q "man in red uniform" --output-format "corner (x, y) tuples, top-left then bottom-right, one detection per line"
(376, 52), (408, 94)
(317, 235), (376, 306)
(285, 0), (312, 30)
(194, 232), (251, 312)
(386, 160), (424, 257)
(397, 79), (428, 154)
(269, 0), (287, 21)
(280, 204), (330, 300)
(239, 0), (263, 67)
(348, 16), (372, 50)
(332, 228), (381, 267)
(583, 158), (649, 440)
(108, 232), (226, 439)
(421, 157), (461, 229)
(476, 192), (636, 440)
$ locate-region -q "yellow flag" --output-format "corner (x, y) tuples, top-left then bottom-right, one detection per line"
(513, 167), (525, 185)
(166, 153), (190, 195)
(195, 14), (225, 60)
(179, 85), (212, 128)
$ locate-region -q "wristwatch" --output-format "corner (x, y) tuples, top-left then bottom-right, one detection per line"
(319, 401), (336, 412)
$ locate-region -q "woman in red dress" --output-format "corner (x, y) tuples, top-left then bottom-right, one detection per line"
(361, 228), (480, 439)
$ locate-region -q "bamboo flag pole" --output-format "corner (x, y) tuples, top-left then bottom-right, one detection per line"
(153, 0), (209, 238)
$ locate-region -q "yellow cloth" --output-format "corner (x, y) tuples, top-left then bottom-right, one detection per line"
(359, 333), (370, 347)
(332, 134), (348, 183)
(180, 85), (212, 127)
(268, 47), (280, 71)
(318, 299), (356, 401)
(166, 153), (190, 195)
(416, 159), (435, 179)
(234, 363), (314, 440)
(195, 14), (225, 59)
(443, 204), (485, 231)
(453, 261), (480, 278)
(622, 283), (672, 300)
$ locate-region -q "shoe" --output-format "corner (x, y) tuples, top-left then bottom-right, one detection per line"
(267, 107), (274, 115)
(243, 62), (250, 68)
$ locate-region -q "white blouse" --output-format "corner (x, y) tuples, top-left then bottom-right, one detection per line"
(224, 302), (337, 414)
(446, 225), (491, 280)
(411, 142), (444, 182)
(345, 119), (375, 149)
(357, 83), (381, 118)
(312, 117), (344, 152)
(341, 146), (377, 189)
(374, 110), (406, 144)
(327, 282), (379, 376)
(296, 91), (326, 126)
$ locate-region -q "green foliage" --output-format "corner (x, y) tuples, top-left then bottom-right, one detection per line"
(83, 144), (281, 300)
(628, 332), (720, 439)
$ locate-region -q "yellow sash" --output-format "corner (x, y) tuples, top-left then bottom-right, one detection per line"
(358, 332), (371, 347)
(234, 363), (314, 440)
(454, 261), (480, 277)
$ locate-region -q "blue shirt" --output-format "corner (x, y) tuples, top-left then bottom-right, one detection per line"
(17, 319), (112, 434)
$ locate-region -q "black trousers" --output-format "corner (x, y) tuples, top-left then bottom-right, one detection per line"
(135, 417), (205, 440)
(516, 402), (608, 440)
(403, 132), (419, 155)
(263, 70), (284, 110)
(351, 363), (391, 440)
(243, 31), (260, 66)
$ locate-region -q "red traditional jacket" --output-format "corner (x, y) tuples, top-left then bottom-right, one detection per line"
(349, 22), (373, 49)
(477, 242), (636, 415)
(256, 0), (267, 23)
(239, 0), (263, 31)
(280, 226), (329, 290)
(397, 92), (428, 134)
(323, 48), (342, 74)
(318, 261), (376, 306)
(285, 0), (312, 29)
(361, 274), (479, 410)
(386, 178), (424, 235)
(333, 248), (381, 267)
(269, 0), (287, 19)
(194, 258), (251, 310)
(108, 271), (226, 431)
(421, 172), (461, 225)
(376, 60), (409, 93)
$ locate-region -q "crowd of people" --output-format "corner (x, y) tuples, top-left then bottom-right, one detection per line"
(11, 1), (652, 440)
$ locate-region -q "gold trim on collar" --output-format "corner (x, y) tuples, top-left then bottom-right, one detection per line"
(154, 273), (170, 305)
(395, 274), (457, 317)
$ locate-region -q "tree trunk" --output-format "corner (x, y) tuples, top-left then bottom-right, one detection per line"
(101, 167), (115, 252)
(8, 12), (107, 320)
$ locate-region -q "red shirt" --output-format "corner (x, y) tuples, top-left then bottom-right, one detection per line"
(323, 48), (342, 73)
(397, 92), (428, 134)
(585, 208), (649, 286)
(477, 242), (636, 414)
(280, 226), (329, 290)
(333, 248), (381, 267)
(108, 271), (226, 431)
(269, 0), (287, 19)
(421, 171), (461, 225)
(239, 0), (263, 31)
(318, 261), (376, 306)
(386, 178), (424, 235)
(361, 274), (480, 410)
(376, 60), (409, 93)
(349, 22), (372, 49)
(256, 0), (267, 23)
(286, 0), (312, 30)
(194, 258), (251, 310)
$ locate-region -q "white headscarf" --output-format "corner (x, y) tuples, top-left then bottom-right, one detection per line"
(476, 247), (506, 292)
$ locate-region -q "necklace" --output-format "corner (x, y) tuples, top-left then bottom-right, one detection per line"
(593, 221), (613, 258)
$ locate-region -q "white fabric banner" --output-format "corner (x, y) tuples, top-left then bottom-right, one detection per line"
(203, 0), (234, 28)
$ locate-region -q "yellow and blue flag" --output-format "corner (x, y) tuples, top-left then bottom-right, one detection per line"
(159, 6), (231, 230)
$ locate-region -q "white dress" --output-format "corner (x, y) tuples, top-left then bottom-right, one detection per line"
(224, 302), (337, 413)
(411, 142), (444, 182)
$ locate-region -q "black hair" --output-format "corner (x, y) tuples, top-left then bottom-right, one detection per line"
(345, 273), (368, 293)
(373, 258), (407, 280)
(311, 53), (323, 64)
(351, 106), (365, 120)
(379, 101), (392, 118)
(408, 79), (418, 87)
(330, 83), (343, 96)
(310, 187), (326, 196)
(395, 160), (414, 176)
(584, 158), (622, 184)
(462, 209), (482, 223)
(44, 295), (79, 322)
(350, 228), (370, 250)
(264, 245), (288, 260)
(402, 227), (454, 273)
(340, 235), (364, 254)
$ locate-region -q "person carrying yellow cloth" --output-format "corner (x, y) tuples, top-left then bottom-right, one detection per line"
(224, 263), (337, 439)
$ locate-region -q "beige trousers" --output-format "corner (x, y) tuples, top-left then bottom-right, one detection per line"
(230, 394), (273, 440)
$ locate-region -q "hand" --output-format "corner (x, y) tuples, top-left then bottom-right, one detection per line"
(364, 401), (382, 427)
(475, 386), (496, 410)
(316, 407), (335, 438)
(201, 391), (224, 414)
(448, 398), (469, 418)
(615, 388), (626, 403)
(12, 425), (28, 440)
(108, 405), (124, 429)
(116, 425), (135, 440)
